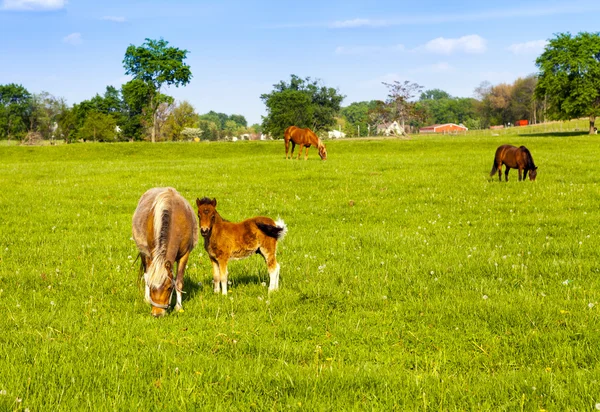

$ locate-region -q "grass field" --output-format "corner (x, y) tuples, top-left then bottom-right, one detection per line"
(1, 132), (600, 410)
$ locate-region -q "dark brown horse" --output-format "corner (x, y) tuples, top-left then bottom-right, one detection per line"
(132, 187), (198, 317)
(284, 126), (327, 160)
(490, 145), (538, 181)
(196, 197), (287, 295)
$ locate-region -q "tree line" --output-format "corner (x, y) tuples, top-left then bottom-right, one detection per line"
(1, 31), (599, 142)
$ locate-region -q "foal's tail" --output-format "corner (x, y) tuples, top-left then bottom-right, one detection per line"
(257, 218), (288, 241)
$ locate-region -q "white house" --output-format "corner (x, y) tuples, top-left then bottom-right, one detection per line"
(328, 129), (346, 139)
(376, 121), (405, 136)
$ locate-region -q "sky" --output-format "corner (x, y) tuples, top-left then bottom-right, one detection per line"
(1, 0), (599, 125)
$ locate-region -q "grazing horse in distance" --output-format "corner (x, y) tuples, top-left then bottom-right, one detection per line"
(196, 197), (287, 295)
(284, 126), (327, 160)
(132, 187), (198, 317)
(490, 145), (538, 182)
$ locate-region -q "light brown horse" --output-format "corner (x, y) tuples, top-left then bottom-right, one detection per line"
(196, 197), (287, 295)
(132, 187), (198, 317)
(490, 145), (538, 182)
(284, 126), (327, 160)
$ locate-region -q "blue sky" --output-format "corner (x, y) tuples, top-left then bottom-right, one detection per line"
(1, 0), (598, 124)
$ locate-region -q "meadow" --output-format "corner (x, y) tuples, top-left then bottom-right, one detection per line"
(0, 131), (599, 411)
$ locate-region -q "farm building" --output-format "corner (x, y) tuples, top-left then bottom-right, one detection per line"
(419, 123), (468, 134)
(377, 121), (405, 136)
(328, 129), (346, 139)
(514, 120), (529, 126)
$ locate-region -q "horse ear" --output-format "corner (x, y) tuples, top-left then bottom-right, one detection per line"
(196, 198), (201, 207)
(535, 166), (538, 170)
(211, 198), (217, 207)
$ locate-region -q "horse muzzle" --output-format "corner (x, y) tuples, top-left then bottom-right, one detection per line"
(200, 228), (210, 237)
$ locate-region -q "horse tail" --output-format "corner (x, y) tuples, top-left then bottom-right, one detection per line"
(490, 155), (499, 176)
(146, 190), (172, 289)
(257, 218), (287, 240)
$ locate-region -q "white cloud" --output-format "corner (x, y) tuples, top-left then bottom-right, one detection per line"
(2, 0), (66, 10)
(422, 35), (486, 55)
(101, 15), (126, 23)
(63, 32), (82, 45)
(507, 39), (547, 55)
(335, 44), (404, 55)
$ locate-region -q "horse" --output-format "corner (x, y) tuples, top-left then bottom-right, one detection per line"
(196, 197), (287, 295)
(490, 145), (538, 182)
(132, 187), (198, 317)
(284, 126), (327, 160)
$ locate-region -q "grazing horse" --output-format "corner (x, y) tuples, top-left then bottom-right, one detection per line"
(132, 187), (198, 317)
(284, 126), (327, 160)
(196, 197), (287, 295)
(490, 145), (538, 182)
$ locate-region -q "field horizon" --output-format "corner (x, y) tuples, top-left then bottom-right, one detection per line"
(1, 132), (599, 410)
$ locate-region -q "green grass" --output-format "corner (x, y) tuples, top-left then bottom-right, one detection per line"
(1, 134), (600, 411)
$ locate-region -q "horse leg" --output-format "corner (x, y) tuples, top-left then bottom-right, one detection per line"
(174, 251), (190, 312)
(497, 164), (502, 182)
(518, 168), (523, 181)
(505, 167), (510, 182)
(304, 146), (309, 161)
(218, 261), (229, 295)
(523, 169), (528, 181)
(211, 260), (220, 293)
(285, 139), (290, 159)
(290, 141), (296, 159)
(260, 245), (280, 291)
(143, 255), (152, 303)
(297, 145), (303, 160)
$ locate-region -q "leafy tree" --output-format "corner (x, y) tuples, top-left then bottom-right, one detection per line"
(79, 112), (117, 142)
(0, 83), (31, 140)
(420, 89), (451, 101)
(162, 100), (198, 141)
(199, 111), (229, 129)
(536, 32), (600, 134)
(229, 114), (247, 128)
(250, 123), (263, 134)
(196, 119), (220, 141)
(261, 75), (344, 139)
(121, 79), (155, 141)
(341, 101), (376, 136)
(123, 38), (192, 142)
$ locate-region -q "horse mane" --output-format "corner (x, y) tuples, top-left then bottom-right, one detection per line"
(197, 197), (213, 206)
(146, 189), (173, 289)
(519, 146), (536, 169)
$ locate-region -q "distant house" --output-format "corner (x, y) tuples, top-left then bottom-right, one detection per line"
(419, 123), (468, 134)
(514, 120), (529, 126)
(328, 129), (346, 139)
(377, 121), (405, 136)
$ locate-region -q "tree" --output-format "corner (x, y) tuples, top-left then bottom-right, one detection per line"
(536, 32), (600, 134)
(261, 75), (344, 139)
(0, 83), (31, 140)
(341, 101), (376, 136)
(123, 38), (192, 142)
(420, 89), (451, 101)
(121, 79), (155, 141)
(382, 80), (424, 131)
(162, 100), (198, 141)
(79, 112), (117, 142)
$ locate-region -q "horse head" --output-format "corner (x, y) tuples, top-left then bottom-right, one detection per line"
(529, 167), (538, 181)
(318, 143), (327, 160)
(146, 261), (175, 317)
(196, 197), (217, 237)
